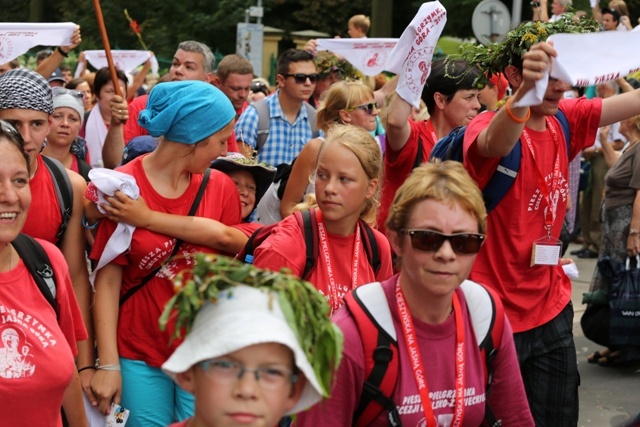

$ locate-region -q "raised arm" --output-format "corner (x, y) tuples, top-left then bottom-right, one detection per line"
(102, 95), (129, 169)
(475, 42), (556, 157)
(126, 55), (152, 101)
(385, 91), (414, 152)
(600, 88), (640, 127)
(36, 26), (82, 79)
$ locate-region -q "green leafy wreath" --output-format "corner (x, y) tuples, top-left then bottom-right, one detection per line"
(452, 14), (599, 79)
(159, 254), (344, 396)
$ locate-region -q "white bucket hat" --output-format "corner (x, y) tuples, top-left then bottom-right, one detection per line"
(162, 284), (324, 415)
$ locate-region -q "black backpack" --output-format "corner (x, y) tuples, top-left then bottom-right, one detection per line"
(41, 155), (73, 245)
(237, 208), (381, 280)
(12, 234), (58, 318)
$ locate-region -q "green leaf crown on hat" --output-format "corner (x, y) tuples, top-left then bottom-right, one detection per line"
(452, 14), (599, 79)
(160, 254), (343, 396)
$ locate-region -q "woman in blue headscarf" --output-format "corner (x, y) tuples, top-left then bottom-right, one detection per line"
(88, 81), (242, 427)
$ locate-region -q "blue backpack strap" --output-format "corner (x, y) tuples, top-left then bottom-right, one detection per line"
(554, 109), (572, 157)
(483, 142), (521, 212)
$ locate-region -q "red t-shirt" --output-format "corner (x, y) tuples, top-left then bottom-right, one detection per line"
(378, 119), (437, 234)
(233, 221), (261, 239)
(462, 97), (602, 332)
(124, 94), (240, 153)
(124, 94), (149, 144)
(22, 155), (63, 245)
(253, 213), (393, 312)
(0, 239), (87, 426)
(294, 276), (533, 427)
(90, 157), (242, 367)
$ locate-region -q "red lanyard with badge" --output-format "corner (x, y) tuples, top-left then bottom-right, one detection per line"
(395, 278), (466, 427)
(522, 118), (564, 267)
(317, 210), (362, 313)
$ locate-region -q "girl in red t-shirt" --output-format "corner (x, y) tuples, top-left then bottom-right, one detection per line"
(254, 124), (393, 313)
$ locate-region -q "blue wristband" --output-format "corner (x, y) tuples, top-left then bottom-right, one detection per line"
(82, 215), (100, 230)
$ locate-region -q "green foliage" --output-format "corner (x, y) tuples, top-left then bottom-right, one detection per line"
(453, 14), (599, 78)
(159, 253), (343, 397)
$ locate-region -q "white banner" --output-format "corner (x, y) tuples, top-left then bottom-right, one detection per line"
(515, 30), (640, 107)
(79, 50), (159, 77)
(385, 1), (448, 109)
(316, 38), (398, 76)
(0, 22), (76, 63)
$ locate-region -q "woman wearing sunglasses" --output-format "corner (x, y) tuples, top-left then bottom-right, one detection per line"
(295, 160), (533, 426)
(257, 81), (380, 225)
(253, 124), (393, 314)
(43, 87), (92, 182)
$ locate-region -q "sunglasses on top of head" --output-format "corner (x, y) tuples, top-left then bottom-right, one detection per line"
(402, 229), (485, 255)
(51, 86), (84, 99)
(346, 102), (378, 115)
(283, 73), (320, 84)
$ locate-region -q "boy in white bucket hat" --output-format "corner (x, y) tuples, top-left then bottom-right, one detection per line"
(160, 254), (343, 427)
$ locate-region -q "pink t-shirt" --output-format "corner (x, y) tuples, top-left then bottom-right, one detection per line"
(22, 155), (63, 245)
(0, 238), (87, 425)
(462, 97), (602, 332)
(294, 275), (533, 427)
(378, 119), (437, 234)
(90, 157), (242, 367)
(253, 213), (393, 312)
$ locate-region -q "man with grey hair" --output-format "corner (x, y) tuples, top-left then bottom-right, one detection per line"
(102, 40), (241, 168)
(532, 0), (572, 22)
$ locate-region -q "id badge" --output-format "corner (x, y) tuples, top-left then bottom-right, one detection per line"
(530, 237), (562, 266)
(106, 403), (130, 426)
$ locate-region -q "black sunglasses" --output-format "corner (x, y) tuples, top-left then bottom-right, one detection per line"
(402, 229), (485, 255)
(347, 102), (378, 115)
(283, 73), (320, 84)
(52, 86), (84, 99)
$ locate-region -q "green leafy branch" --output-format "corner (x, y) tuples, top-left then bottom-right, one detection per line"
(159, 253), (343, 396)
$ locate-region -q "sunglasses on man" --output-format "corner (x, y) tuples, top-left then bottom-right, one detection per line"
(282, 73), (320, 84)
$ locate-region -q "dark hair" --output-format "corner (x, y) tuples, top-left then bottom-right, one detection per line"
(277, 49), (314, 76)
(66, 77), (91, 91)
(93, 67), (129, 97)
(422, 58), (483, 115)
(601, 7), (621, 22)
(0, 120), (30, 175)
(36, 49), (53, 62)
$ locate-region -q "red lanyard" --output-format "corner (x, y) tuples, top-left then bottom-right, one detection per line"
(521, 118), (562, 231)
(317, 212), (361, 313)
(395, 278), (465, 427)
(426, 119), (438, 143)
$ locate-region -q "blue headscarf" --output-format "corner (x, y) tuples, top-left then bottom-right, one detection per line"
(138, 81), (235, 144)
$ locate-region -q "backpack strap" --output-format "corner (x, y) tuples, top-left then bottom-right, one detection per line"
(303, 102), (319, 138)
(358, 220), (381, 276)
(42, 155), (73, 245)
(294, 208), (319, 280)
(254, 99), (270, 152)
(345, 282), (401, 427)
(77, 158), (92, 183)
(12, 234), (58, 319)
(119, 168), (211, 306)
(555, 109), (572, 158)
(412, 136), (424, 169)
(460, 280), (505, 427)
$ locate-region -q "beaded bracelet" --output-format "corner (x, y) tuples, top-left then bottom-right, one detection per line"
(505, 98), (531, 124)
(78, 366), (97, 373)
(96, 364), (121, 371)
